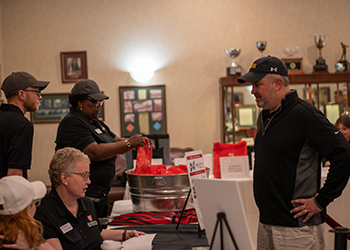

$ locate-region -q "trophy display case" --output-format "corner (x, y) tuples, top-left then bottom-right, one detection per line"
(219, 73), (350, 143)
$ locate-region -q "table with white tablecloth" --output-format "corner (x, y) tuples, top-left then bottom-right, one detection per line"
(111, 170), (350, 250)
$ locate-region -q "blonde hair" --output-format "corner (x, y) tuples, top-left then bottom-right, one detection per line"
(0, 202), (45, 248)
(49, 147), (90, 188)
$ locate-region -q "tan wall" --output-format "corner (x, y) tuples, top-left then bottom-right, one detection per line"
(1, 0), (350, 184)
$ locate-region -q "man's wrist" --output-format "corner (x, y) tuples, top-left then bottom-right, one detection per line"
(314, 196), (325, 210)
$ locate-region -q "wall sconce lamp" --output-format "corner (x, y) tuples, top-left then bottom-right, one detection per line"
(130, 69), (154, 83)
(129, 57), (156, 83)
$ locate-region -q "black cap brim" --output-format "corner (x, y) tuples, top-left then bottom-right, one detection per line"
(237, 72), (267, 84)
(89, 92), (109, 101)
(32, 80), (50, 91)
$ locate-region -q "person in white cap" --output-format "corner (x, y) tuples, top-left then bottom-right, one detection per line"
(0, 71), (50, 179)
(0, 176), (55, 250)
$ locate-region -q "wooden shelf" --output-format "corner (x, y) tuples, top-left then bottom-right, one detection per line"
(219, 72), (350, 143)
(220, 72), (350, 87)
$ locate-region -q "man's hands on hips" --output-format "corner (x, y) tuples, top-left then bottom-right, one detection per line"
(290, 196), (322, 222)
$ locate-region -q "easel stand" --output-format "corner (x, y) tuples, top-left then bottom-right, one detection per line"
(175, 189), (203, 237)
(210, 212), (239, 250)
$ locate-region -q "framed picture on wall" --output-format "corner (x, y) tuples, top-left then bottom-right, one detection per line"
(60, 51), (88, 83)
(31, 93), (104, 123)
(119, 85), (167, 137)
(324, 103), (340, 124)
(236, 105), (256, 128)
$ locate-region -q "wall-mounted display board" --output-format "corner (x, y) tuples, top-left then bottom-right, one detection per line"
(31, 93), (104, 123)
(119, 85), (167, 137)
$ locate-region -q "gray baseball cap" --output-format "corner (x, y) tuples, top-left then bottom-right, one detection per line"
(1, 71), (50, 98)
(71, 79), (109, 101)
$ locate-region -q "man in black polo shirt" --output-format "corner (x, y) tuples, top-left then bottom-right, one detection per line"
(0, 71), (49, 178)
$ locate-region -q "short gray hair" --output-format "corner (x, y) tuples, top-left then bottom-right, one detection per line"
(266, 73), (289, 87)
(49, 147), (90, 188)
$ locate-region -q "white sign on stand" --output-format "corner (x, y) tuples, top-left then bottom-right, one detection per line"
(220, 155), (250, 179)
(193, 178), (254, 250)
(185, 150), (207, 230)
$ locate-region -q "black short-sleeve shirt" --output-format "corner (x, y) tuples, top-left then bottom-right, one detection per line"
(0, 104), (33, 178)
(34, 188), (103, 250)
(55, 107), (116, 187)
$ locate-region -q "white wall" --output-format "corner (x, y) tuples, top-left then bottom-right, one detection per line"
(1, 0), (350, 183)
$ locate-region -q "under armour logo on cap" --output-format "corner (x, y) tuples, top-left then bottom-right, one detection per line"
(237, 55), (289, 84)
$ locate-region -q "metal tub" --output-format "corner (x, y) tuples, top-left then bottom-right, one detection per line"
(126, 169), (194, 212)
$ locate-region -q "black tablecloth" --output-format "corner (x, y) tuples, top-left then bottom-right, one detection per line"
(115, 224), (209, 250)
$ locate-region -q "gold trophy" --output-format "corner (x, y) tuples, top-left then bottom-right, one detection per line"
(225, 48), (241, 76)
(313, 35), (328, 72)
(335, 42), (349, 72)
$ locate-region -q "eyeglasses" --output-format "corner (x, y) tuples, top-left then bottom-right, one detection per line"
(70, 172), (91, 181)
(86, 98), (103, 108)
(23, 89), (41, 97)
(34, 199), (41, 207)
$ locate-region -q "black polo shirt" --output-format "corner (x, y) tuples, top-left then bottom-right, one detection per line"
(55, 107), (116, 190)
(0, 103), (33, 178)
(34, 188), (103, 250)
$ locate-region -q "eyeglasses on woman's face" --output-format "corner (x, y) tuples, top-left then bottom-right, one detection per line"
(69, 172), (91, 181)
(86, 98), (103, 108)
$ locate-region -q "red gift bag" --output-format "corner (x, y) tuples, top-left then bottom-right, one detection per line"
(134, 137), (153, 174)
(212, 140), (247, 178)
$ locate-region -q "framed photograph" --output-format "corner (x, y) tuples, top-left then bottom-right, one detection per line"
(31, 93), (104, 123)
(236, 105), (256, 128)
(324, 103), (340, 124)
(119, 85), (167, 137)
(60, 51), (88, 83)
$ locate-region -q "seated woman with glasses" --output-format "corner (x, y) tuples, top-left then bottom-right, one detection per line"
(34, 147), (145, 250)
(0, 176), (55, 250)
(55, 79), (154, 218)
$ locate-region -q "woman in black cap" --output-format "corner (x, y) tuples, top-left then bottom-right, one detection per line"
(55, 79), (154, 218)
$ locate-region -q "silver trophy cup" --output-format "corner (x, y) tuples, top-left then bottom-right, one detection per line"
(225, 48), (241, 76)
(256, 41), (267, 56)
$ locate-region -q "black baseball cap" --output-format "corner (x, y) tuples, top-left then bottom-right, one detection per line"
(71, 79), (109, 101)
(1, 72), (50, 98)
(238, 56), (288, 83)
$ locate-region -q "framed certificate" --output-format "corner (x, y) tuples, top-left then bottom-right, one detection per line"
(324, 103), (340, 124)
(236, 105), (256, 128)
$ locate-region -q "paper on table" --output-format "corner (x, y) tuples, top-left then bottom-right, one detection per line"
(122, 233), (156, 250)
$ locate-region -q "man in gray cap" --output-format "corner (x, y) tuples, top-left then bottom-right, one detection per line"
(238, 56), (350, 250)
(0, 71), (49, 179)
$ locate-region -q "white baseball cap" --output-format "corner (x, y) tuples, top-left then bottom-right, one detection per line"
(0, 176), (46, 215)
